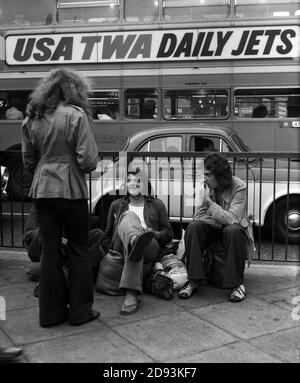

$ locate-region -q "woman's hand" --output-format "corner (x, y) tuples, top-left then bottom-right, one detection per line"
(144, 227), (160, 240)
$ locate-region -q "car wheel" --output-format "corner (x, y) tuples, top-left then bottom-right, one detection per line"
(8, 162), (32, 200)
(273, 196), (300, 244)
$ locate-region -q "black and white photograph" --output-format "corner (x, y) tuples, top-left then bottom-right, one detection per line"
(0, 0), (299, 369)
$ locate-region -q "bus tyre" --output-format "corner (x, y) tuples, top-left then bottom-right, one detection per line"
(8, 163), (32, 200)
(274, 196), (300, 244)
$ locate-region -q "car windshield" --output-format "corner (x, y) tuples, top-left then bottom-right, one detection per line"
(231, 134), (252, 152)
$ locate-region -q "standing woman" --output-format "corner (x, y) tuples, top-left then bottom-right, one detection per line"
(22, 68), (100, 327)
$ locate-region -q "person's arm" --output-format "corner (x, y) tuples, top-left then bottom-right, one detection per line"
(150, 200), (173, 245)
(207, 188), (246, 226)
(21, 118), (39, 176)
(75, 112), (98, 173)
(193, 187), (221, 226)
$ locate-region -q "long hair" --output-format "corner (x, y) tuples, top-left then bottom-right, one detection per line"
(120, 166), (153, 196)
(204, 153), (233, 188)
(26, 68), (92, 119)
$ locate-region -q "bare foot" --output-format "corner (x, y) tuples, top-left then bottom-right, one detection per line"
(120, 290), (139, 315)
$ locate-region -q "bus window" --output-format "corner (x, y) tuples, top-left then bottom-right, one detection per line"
(0, 91), (29, 120)
(124, 0), (159, 22)
(57, 0), (120, 24)
(0, 0), (52, 26)
(162, 0), (230, 21)
(235, 0), (300, 18)
(163, 89), (228, 120)
(89, 91), (120, 120)
(234, 88), (300, 118)
(125, 89), (158, 119)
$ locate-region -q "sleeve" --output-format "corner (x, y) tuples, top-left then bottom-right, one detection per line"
(75, 112), (99, 173)
(156, 201), (174, 245)
(207, 188), (246, 226)
(21, 118), (38, 176)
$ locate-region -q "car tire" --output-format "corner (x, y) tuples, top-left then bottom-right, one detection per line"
(7, 161), (32, 200)
(273, 196), (300, 244)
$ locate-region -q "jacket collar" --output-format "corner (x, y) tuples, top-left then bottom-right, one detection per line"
(120, 195), (153, 204)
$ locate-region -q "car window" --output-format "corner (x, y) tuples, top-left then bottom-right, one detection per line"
(190, 136), (233, 152)
(139, 136), (182, 152)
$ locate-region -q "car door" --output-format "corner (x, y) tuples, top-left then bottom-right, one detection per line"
(133, 134), (185, 219)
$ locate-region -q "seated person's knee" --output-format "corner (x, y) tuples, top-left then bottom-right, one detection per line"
(223, 224), (243, 238)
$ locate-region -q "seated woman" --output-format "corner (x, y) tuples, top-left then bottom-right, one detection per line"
(102, 168), (173, 315)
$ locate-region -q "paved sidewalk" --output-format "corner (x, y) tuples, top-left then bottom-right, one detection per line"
(0, 250), (300, 363)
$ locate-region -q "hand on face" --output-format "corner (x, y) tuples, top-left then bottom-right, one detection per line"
(203, 185), (212, 207)
(199, 184), (212, 207)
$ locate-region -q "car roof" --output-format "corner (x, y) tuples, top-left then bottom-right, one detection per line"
(128, 124), (235, 144)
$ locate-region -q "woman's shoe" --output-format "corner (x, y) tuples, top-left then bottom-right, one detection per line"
(229, 284), (246, 302)
(178, 280), (198, 299)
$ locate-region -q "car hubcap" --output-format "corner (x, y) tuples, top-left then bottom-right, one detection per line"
(285, 210), (300, 231)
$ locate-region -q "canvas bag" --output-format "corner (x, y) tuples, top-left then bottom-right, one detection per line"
(96, 249), (125, 296)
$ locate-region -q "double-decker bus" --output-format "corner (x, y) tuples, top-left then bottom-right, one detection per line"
(0, 0), (299, 198)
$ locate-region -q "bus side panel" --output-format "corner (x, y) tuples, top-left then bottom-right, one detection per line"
(91, 121), (123, 152)
(231, 120), (277, 151)
(0, 121), (22, 151)
(161, 73), (231, 87)
(276, 125), (300, 152)
(232, 68), (300, 151)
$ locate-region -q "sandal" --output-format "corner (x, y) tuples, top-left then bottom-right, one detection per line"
(178, 280), (198, 299)
(229, 284), (246, 302)
(120, 299), (144, 316)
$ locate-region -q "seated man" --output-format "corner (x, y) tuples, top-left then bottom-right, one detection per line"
(23, 205), (105, 295)
(102, 169), (173, 315)
(178, 153), (254, 302)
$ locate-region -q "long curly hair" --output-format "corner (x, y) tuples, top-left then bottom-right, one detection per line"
(26, 68), (92, 119)
(204, 153), (233, 188)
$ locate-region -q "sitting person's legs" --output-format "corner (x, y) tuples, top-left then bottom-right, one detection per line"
(116, 210), (155, 314)
(179, 221), (247, 301)
(178, 220), (221, 298)
(222, 224), (247, 301)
